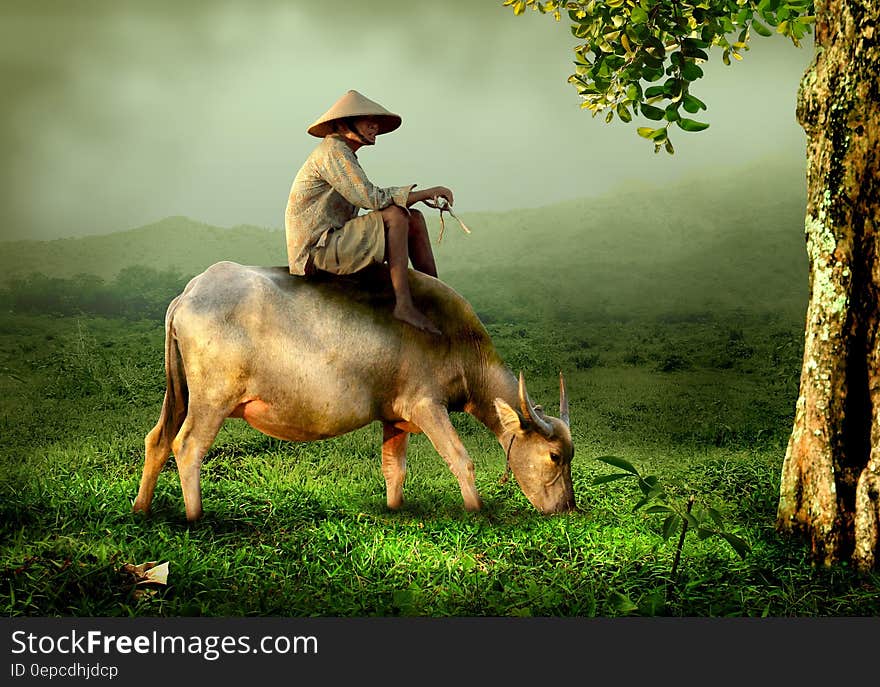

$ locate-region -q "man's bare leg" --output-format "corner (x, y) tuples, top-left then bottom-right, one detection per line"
(407, 209), (438, 278)
(381, 205), (441, 335)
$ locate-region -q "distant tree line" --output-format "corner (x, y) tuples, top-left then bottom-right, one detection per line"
(0, 266), (189, 320)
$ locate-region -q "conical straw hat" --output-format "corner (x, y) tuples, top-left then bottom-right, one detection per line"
(307, 90), (402, 138)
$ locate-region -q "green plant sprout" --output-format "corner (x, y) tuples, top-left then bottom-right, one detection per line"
(593, 455), (751, 604)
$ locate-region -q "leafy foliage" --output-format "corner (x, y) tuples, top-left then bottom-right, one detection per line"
(503, 0), (815, 151)
(593, 454), (752, 594)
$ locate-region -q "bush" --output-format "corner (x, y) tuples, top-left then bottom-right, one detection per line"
(573, 352), (600, 369)
(656, 354), (691, 372)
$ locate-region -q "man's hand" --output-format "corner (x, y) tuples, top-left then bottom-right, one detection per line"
(407, 186), (454, 208)
(428, 186), (454, 207)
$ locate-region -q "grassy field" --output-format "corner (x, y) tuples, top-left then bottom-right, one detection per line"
(2, 161), (879, 617)
(2, 307), (878, 617)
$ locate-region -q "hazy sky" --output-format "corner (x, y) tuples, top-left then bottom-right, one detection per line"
(1, 0), (813, 241)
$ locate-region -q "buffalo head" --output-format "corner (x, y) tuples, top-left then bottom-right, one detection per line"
(494, 372), (576, 514)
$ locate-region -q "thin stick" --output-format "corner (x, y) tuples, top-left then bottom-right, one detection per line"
(668, 494), (695, 598)
(425, 196), (472, 243)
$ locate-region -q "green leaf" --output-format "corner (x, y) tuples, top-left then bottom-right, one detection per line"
(646, 485), (665, 501)
(664, 104), (680, 122)
(661, 514), (678, 540)
(683, 37), (711, 51)
(720, 533), (752, 559)
(644, 504), (673, 514)
(681, 62), (704, 81)
(592, 472), (631, 485)
(595, 455), (639, 475)
(631, 6), (648, 23)
(617, 102), (632, 123)
(696, 527), (715, 540)
(609, 591), (639, 614)
(638, 475), (660, 496)
(677, 118), (710, 132)
(706, 507), (725, 528)
(640, 103), (665, 120)
(644, 36), (665, 57)
(662, 78), (683, 97)
(682, 93), (707, 113)
(644, 85), (666, 99)
(664, 138), (675, 155)
(642, 66), (665, 82)
(761, 9), (779, 26)
(637, 127), (658, 139)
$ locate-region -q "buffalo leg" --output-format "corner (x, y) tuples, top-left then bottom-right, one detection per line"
(171, 405), (226, 521)
(133, 395), (186, 514)
(133, 423), (172, 514)
(410, 401), (481, 511)
(382, 422), (409, 510)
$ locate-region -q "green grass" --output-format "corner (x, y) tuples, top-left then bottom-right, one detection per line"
(3, 310), (879, 618)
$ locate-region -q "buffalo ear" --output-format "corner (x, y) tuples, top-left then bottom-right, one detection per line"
(494, 398), (524, 435)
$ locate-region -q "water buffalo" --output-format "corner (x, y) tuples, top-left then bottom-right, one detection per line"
(133, 261), (575, 520)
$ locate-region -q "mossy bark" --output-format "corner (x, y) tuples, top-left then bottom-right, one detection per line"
(777, 0), (880, 570)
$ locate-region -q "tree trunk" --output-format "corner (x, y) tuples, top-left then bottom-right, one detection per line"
(777, 0), (880, 570)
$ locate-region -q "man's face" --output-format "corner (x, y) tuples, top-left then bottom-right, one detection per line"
(353, 117), (380, 145)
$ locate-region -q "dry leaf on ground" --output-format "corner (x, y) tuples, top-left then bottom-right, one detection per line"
(122, 560), (169, 586)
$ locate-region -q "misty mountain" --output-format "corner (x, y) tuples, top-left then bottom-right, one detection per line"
(0, 158), (809, 320)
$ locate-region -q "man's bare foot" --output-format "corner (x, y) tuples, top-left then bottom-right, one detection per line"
(393, 303), (441, 335)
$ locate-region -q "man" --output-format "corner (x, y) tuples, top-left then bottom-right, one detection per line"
(285, 90), (454, 335)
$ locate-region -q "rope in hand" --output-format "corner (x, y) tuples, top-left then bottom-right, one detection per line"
(423, 195), (472, 243)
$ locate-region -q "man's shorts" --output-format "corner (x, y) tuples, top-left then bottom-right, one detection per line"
(311, 211), (385, 275)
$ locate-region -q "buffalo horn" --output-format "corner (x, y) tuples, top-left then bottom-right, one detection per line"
(559, 371), (570, 426)
(518, 372), (554, 437)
